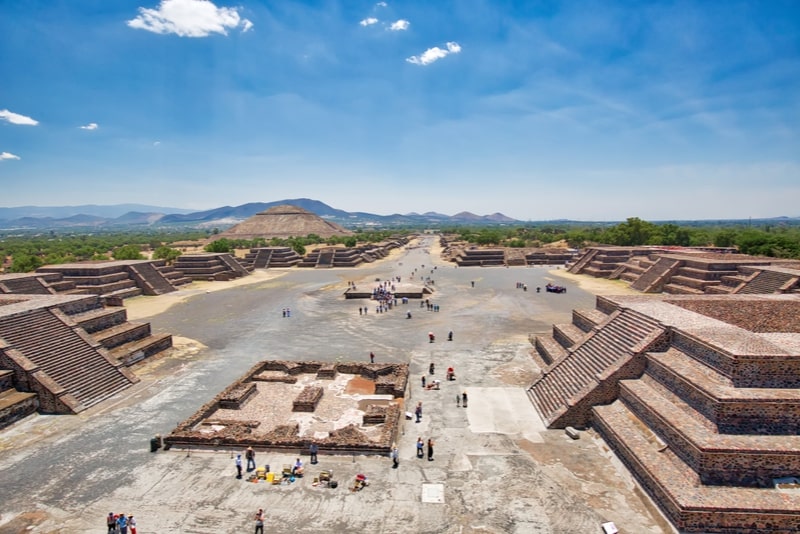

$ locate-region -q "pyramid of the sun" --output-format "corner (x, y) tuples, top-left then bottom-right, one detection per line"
(218, 204), (353, 239)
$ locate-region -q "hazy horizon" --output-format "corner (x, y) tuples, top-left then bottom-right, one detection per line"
(1, 1), (798, 221)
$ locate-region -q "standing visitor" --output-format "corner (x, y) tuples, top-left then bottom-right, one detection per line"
(245, 446), (256, 471)
(254, 509), (264, 534)
(128, 515), (137, 534)
(370, 352), (375, 363)
(421, 375), (426, 388)
(391, 446), (399, 468)
(117, 514), (128, 534)
(462, 391), (468, 408)
(310, 443), (318, 464)
(456, 394), (460, 407)
(107, 512), (116, 533)
(416, 437), (424, 458)
(235, 454), (243, 478)
(415, 403), (422, 423)
(427, 439), (434, 461)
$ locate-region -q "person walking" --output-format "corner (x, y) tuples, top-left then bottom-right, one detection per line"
(462, 391), (468, 408)
(107, 512), (116, 533)
(370, 352), (375, 363)
(245, 446), (256, 471)
(310, 442), (318, 464)
(117, 514), (128, 534)
(421, 375), (426, 388)
(416, 437), (424, 458)
(427, 439), (434, 461)
(415, 403), (422, 423)
(254, 509), (265, 534)
(128, 515), (137, 534)
(235, 454), (243, 478)
(456, 394), (460, 407)
(391, 446), (399, 468)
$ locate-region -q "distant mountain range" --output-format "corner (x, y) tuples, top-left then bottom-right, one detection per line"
(0, 198), (520, 231)
(1, 200), (797, 231)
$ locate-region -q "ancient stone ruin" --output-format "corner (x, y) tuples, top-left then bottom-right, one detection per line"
(528, 293), (800, 532)
(0, 292), (172, 427)
(165, 360), (409, 455)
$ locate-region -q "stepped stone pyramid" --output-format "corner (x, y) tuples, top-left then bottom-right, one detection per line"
(528, 293), (800, 532)
(218, 204), (353, 240)
(0, 292), (172, 426)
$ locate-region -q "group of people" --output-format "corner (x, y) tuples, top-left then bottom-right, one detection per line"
(106, 512), (137, 534)
(280, 307), (292, 317)
(415, 437), (435, 461)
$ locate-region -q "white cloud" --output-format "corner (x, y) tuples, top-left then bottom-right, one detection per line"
(406, 41), (461, 66)
(389, 19), (409, 31)
(360, 17), (378, 26)
(0, 109), (39, 126)
(127, 0), (253, 38)
(79, 123), (99, 130)
(376, 2), (387, 6)
(0, 152), (21, 161)
(154, 141), (161, 146)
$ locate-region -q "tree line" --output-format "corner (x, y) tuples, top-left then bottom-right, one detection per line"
(0, 228), (407, 273)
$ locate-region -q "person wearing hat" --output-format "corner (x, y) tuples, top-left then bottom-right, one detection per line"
(235, 454), (243, 478)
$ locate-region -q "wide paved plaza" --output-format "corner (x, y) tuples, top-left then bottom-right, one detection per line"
(0, 237), (673, 533)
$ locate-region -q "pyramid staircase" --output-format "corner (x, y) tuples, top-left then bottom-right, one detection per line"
(0, 306), (136, 413)
(527, 307), (666, 428)
(0, 293), (172, 418)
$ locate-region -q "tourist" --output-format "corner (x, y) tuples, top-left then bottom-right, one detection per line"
(446, 367), (455, 381)
(448, 331), (453, 341)
(254, 508), (264, 534)
(415, 403), (422, 423)
(391, 446), (399, 468)
(456, 393), (460, 407)
(370, 352), (375, 363)
(427, 439), (434, 461)
(128, 515), (137, 534)
(292, 458), (304, 476)
(310, 443), (318, 464)
(416, 437), (424, 458)
(235, 454), (243, 478)
(286, 308), (291, 317)
(282, 308), (286, 318)
(245, 446), (256, 471)
(429, 363), (435, 375)
(107, 512), (116, 533)
(462, 391), (468, 408)
(421, 375), (426, 388)
(117, 513), (128, 534)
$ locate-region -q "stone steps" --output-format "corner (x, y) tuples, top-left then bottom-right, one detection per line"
(662, 283), (705, 295)
(92, 322), (151, 350)
(69, 307), (128, 334)
(0, 308), (132, 410)
(533, 335), (567, 365)
(109, 333), (173, 365)
(552, 323), (584, 349)
(620, 378), (800, 486)
(647, 349), (800, 434)
(593, 401), (800, 533)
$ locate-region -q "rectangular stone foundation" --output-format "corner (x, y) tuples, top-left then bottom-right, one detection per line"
(292, 386), (323, 412)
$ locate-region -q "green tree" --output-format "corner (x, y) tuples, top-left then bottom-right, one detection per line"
(153, 246), (182, 264)
(344, 236), (357, 247)
(113, 244), (144, 260)
(10, 254), (43, 273)
(205, 238), (232, 253)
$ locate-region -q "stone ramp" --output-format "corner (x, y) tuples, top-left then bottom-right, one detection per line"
(737, 269), (799, 295)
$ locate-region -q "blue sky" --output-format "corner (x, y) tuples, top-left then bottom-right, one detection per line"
(0, 0), (798, 221)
